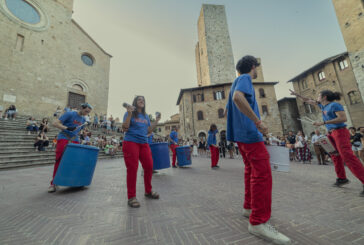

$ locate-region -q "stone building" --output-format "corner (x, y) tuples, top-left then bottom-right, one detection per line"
(277, 97), (302, 134)
(177, 4), (283, 140)
(288, 52), (364, 137)
(195, 4), (236, 87)
(332, 0), (364, 103)
(177, 81), (283, 140)
(0, 0), (111, 118)
(156, 113), (180, 138)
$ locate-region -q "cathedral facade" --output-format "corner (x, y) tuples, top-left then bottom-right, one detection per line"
(0, 0), (111, 118)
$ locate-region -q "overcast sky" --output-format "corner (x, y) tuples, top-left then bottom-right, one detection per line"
(72, 0), (346, 121)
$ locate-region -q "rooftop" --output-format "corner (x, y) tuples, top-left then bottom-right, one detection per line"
(287, 52), (348, 83)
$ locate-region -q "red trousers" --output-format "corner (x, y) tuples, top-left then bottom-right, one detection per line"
(122, 141), (153, 199)
(51, 139), (79, 185)
(238, 141), (272, 225)
(327, 128), (364, 184)
(170, 144), (178, 166)
(209, 146), (219, 167)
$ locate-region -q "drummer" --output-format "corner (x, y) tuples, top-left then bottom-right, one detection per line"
(122, 96), (161, 208)
(169, 127), (179, 168)
(48, 103), (92, 193)
(291, 89), (364, 196)
(207, 124), (220, 169)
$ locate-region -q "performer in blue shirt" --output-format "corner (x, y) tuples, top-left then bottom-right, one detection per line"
(226, 55), (291, 244)
(48, 103), (92, 193)
(169, 128), (179, 168)
(291, 89), (364, 197)
(122, 96), (161, 208)
(207, 124), (219, 169)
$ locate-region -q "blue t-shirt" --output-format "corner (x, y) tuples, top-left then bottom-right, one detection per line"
(147, 133), (154, 144)
(318, 102), (346, 130)
(207, 130), (218, 147)
(57, 111), (86, 142)
(123, 112), (151, 144)
(226, 74), (263, 144)
(170, 131), (178, 145)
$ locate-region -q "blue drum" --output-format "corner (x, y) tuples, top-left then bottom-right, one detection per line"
(150, 143), (170, 170)
(176, 146), (192, 166)
(53, 143), (99, 187)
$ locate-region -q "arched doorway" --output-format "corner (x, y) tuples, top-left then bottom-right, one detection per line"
(198, 132), (206, 140)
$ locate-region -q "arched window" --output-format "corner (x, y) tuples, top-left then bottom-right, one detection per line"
(348, 91), (361, 105)
(197, 111), (204, 120)
(72, 84), (83, 91)
(262, 105), (268, 115)
(218, 108), (224, 118)
(259, 88), (266, 98)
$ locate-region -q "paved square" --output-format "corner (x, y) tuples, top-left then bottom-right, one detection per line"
(1, 156), (364, 245)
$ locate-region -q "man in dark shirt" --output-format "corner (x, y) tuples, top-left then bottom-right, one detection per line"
(287, 131), (296, 161)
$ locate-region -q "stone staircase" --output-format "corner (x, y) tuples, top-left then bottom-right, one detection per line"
(0, 115), (123, 170)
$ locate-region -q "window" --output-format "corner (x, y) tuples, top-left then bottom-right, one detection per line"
(193, 93), (204, 103)
(72, 84), (83, 91)
(318, 71), (326, 81)
(218, 108), (224, 118)
(262, 105), (268, 115)
(15, 34), (24, 51)
(339, 59), (348, 70)
(301, 80), (308, 89)
(165, 126), (170, 130)
(348, 91), (361, 105)
(259, 88), (266, 98)
(5, 0), (40, 24)
(158, 128), (161, 132)
(197, 111), (204, 120)
(81, 53), (94, 66)
(213, 91), (225, 100)
(304, 102), (316, 114)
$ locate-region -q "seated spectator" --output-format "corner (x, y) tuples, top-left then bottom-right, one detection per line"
(26, 117), (39, 135)
(104, 141), (116, 156)
(4, 105), (17, 120)
(34, 132), (49, 151)
(52, 136), (57, 149)
(39, 118), (49, 133)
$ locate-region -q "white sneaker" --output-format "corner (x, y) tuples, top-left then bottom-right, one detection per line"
(248, 222), (291, 245)
(48, 185), (57, 193)
(4, 118), (8, 120)
(243, 208), (251, 218)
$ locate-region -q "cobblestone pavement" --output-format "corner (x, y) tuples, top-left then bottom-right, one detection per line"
(1, 155), (364, 245)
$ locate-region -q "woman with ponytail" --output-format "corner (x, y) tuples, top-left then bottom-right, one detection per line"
(291, 89), (364, 197)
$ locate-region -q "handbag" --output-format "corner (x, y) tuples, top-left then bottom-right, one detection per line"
(295, 141), (303, 148)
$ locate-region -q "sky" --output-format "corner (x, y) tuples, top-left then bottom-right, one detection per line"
(72, 0), (347, 121)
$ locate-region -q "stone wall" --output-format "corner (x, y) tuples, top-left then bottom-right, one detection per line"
(0, 0), (111, 118)
(196, 4), (236, 86)
(179, 82), (283, 140)
(278, 98), (303, 134)
(332, 0), (364, 105)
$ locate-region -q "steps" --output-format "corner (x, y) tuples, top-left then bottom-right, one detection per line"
(0, 115), (124, 170)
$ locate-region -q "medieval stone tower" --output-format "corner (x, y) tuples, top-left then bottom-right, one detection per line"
(195, 4), (236, 87)
(332, 0), (364, 102)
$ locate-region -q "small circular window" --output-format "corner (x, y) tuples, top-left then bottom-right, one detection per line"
(81, 54), (94, 66)
(5, 0), (40, 24)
